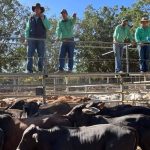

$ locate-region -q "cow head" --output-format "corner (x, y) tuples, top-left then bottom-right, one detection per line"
(23, 102), (40, 117)
(9, 100), (25, 110)
(16, 124), (39, 150)
(86, 101), (102, 108)
(64, 104), (86, 125)
(82, 107), (100, 114)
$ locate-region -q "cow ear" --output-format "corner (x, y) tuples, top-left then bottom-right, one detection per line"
(32, 133), (38, 143)
(98, 102), (105, 109)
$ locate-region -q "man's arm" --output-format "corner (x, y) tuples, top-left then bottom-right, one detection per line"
(113, 26), (119, 42)
(135, 28), (141, 43)
(70, 13), (77, 25)
(56, 21), (62, 39)
(41, 15), (51, 30)
(25, 20), (30, 38)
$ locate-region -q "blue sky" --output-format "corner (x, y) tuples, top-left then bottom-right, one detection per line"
(19, 0), (137, 18)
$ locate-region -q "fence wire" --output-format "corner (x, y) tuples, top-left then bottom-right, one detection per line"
(0, 37), (150, 73)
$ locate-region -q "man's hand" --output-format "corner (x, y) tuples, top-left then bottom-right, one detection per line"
(139, 42), (144, 46)
(24, 40), (28, 46)
(40, 14), (45, 20)
(131, 41), (136, 47)
(73, 13), (77, 18)
(113, 39), (118, 44)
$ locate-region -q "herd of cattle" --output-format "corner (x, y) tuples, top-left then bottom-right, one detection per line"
(0, 99), (150, 150)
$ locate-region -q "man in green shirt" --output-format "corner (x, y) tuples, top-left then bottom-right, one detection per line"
(56, 9), (76, 73)
(113, 18), (132, 73)
(135, 17), (150, 73)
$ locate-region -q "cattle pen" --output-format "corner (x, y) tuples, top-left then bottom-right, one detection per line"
(0, 37), (150, 107)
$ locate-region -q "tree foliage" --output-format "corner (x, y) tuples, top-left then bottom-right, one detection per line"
(0, 0), (29, 72)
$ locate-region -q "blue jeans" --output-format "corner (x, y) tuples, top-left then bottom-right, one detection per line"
(113, 43), (125, 72)
(59, 42), (75, 71)
(27, 40), (45, 72)
(138, 45), (150, 72)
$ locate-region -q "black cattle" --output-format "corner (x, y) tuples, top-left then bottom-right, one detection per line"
(23, 102), (40, 117)
(86, 102), (150, 117)
(0, 128), (4, 150)
(7, 100), (25, 110)
(86, 101), (132, 112)
(4, 101), (40, 118)
(0, 114), (20, 150)
(66, 105), (150, 150)
(17, 124), (138, 150)
(39, 102), (71, 115)
(0, 113), (72, 150)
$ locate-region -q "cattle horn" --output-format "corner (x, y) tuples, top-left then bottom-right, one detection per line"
(98, 102), (105, 109)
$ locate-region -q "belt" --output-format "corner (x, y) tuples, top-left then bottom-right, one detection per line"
(62, 38), (74, 42)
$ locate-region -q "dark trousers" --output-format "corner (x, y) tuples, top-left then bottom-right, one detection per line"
(138, 45), (150, 72)
(27, 40), (45, 72)
(59, 41), (75, 71)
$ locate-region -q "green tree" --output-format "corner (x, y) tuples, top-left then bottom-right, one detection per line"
(0, 0), (29, 72)
(76, 5), (119, 72)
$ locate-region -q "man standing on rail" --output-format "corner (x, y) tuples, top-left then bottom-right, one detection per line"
(25, 3), (51, 73)
(113, 18), (133, 73)
(55, 9), (76, 73)
(135, 17), (150, 73)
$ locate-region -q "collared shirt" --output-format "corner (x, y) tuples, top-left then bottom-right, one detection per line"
(25, 15), (51, 38)
(56, 17), (76, 40)
(135, 26), (150, 43)
(113, 24), (132, 43)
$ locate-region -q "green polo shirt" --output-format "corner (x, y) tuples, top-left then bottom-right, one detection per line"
(135, 26), (150, 43)
(56, 17), (76, 40)
(113, 24), (132, 43)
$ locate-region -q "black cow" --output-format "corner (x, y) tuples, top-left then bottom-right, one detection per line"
(17, 124), (138, 150)
(8, 100), (25, 110)
(0, 114), (19, 150)
(5, 101), (40, 118)
(0, 113), (72, 150)
(23, 102), (40, 117)
(0, 128), (4, 150)
(66, 105), (150, 150)
(86, 101), (132, 112)
(86, 102), (150, 117)
(39, 102), (71, 115)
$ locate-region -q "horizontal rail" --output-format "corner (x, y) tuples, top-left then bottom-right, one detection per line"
(0, 72), (150, 77)
(0, 85), (43, 88)
(0, 36), (150, 45)
(0, 95), (43, 98)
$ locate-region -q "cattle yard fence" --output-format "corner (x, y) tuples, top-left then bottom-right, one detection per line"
(0, 37), (150, 106)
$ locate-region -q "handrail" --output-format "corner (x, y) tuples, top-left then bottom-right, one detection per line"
(0, 36), (150, 45)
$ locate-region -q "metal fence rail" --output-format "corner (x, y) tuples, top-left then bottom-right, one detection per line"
(0, 72), (150, 106)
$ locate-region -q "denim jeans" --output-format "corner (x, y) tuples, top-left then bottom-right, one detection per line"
(113, 43), (125, 72)
(27, 40), (45, 72)
(59, 41), (75, 71)
(138, 45), (150, 72)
